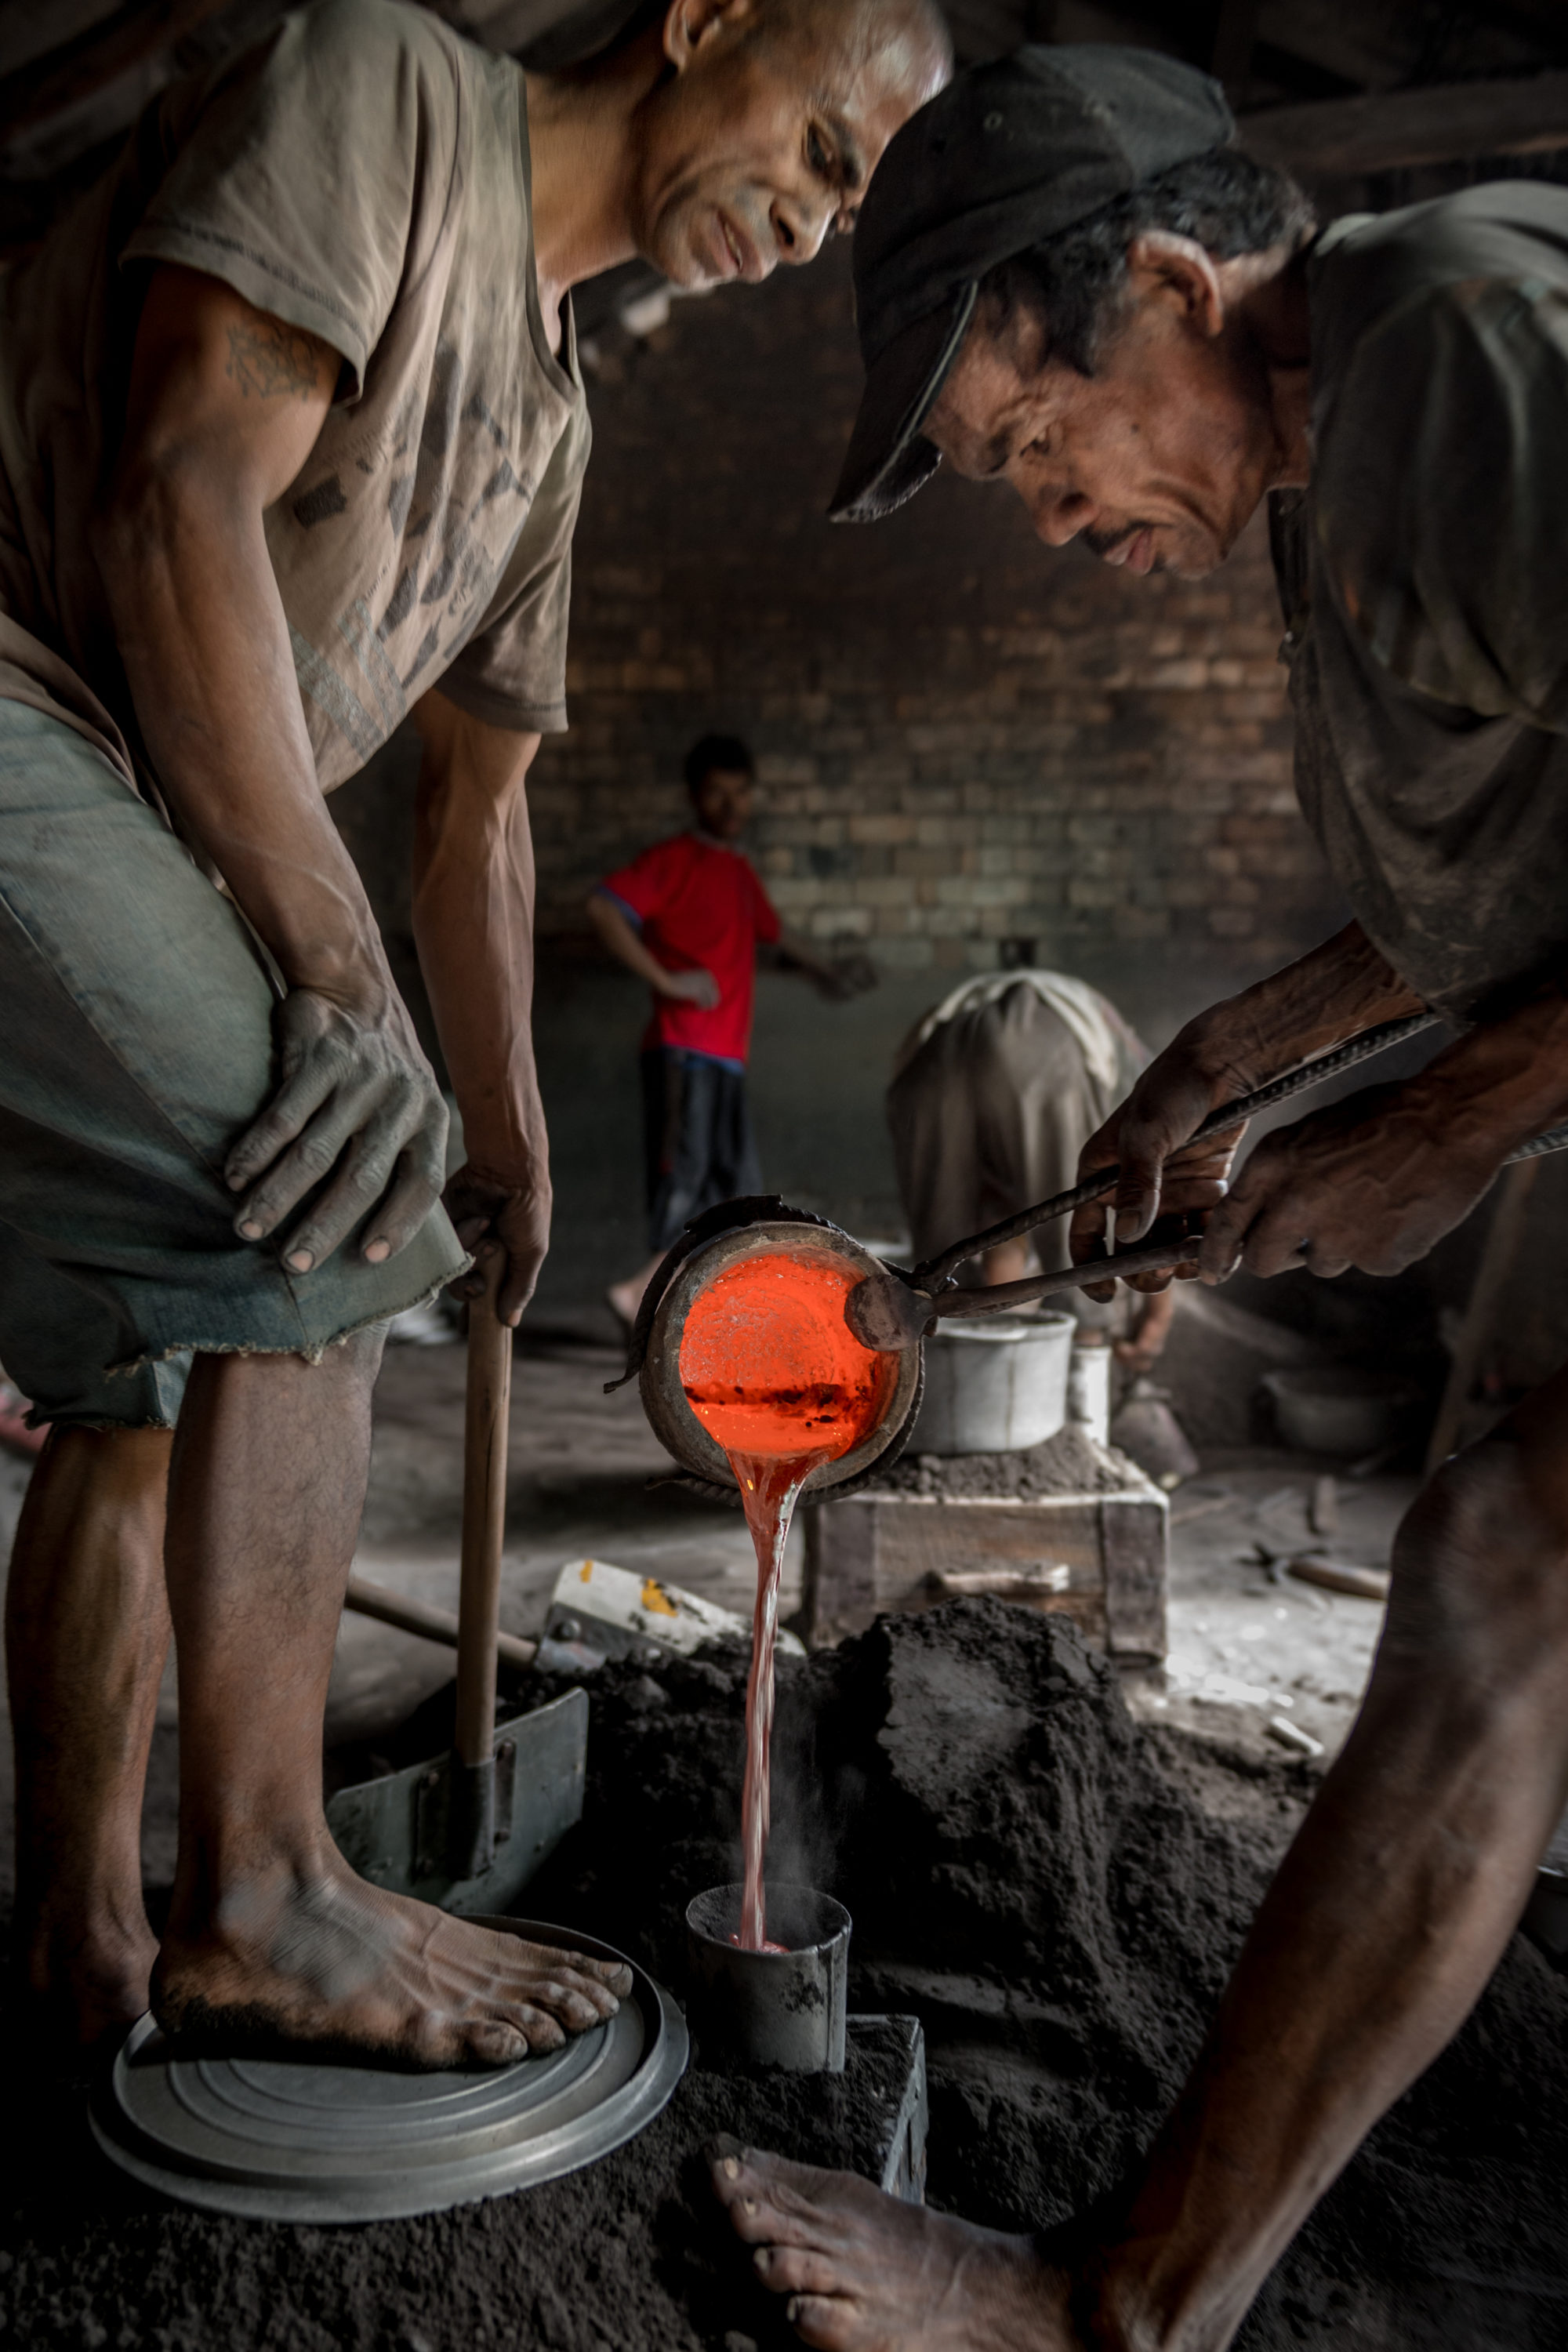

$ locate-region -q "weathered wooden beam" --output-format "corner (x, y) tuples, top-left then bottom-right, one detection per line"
(0, 0), (228, 138)
(1240, 71), (1568, 178)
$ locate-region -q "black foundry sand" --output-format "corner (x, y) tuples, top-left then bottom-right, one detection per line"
(5, 1599), (1564, 2350)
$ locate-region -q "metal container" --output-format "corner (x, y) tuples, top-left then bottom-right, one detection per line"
(640, 1214), (922, 1500)
(1261, 1367), (1421, 1457)
(1066, 1338), (1112, 1444)
(684, 1882), (850, 2073)
(909, 1310), (1075, 1455)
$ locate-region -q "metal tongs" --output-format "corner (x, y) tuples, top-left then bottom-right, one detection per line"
(846, 1012), (1568, 1352)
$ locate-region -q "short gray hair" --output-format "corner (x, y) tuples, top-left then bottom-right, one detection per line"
(980, 147), (1316, 377)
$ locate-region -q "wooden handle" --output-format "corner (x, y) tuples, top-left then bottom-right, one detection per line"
(454, 1250), (513, 1769)
(343, 1573), (536, 1672)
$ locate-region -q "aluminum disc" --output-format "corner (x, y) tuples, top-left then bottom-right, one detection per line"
(90, 1919), (687, 2223)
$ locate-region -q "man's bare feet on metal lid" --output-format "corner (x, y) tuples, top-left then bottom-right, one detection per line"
(711, 2144), (1087, 2351)
(154, 1854), (631, 2067)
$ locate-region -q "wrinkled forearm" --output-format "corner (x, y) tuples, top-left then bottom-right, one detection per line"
(1178, 924), (1426, 1103)
(1396, 982), (1568, 1167)
(94, 468), (392, 1011)
(412, 739), (543, 1173)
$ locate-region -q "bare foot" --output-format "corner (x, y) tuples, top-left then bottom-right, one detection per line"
(154, 1854), (632, 2067)
(24, 1904), (159, 2046)
(711, 2144), (1086, 2351)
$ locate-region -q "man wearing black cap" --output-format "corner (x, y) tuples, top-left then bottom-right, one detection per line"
(713, 45), (1568, 2352)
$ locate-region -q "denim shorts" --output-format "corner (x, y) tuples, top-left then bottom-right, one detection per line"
(0, 699), (465, 1427)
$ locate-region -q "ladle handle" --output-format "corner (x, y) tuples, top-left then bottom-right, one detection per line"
(925, 1239), (1198, 1322)
(455, 1247), (512, 1772)
(912, 1010), (1441, 1287)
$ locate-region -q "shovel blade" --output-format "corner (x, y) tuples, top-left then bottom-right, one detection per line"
(325, 1687), (587, 1916)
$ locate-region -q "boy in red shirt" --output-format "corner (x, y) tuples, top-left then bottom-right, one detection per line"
(590, 734), (871, 1326)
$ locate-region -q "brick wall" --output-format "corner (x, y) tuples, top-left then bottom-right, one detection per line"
(530, 238), (1345, 979)
(332, 236), (1353, 1293)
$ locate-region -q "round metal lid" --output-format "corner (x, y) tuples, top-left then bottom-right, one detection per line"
(89, 1919), (688, 2223)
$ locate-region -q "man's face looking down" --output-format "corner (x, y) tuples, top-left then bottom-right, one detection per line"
(925, 232), (1298, 580)
(692, 768), (755, 838)
(633, 0), (950, 290)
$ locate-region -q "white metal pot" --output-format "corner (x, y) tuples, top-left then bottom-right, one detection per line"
(908, 1311), (1075, 1456)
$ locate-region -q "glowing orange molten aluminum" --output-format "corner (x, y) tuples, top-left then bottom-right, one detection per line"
(634, 1214), (920, 1504)
(677, 1250), (900, 1465)
(633, 1215), (922, 1947)
(674, 1247), (904, 1951)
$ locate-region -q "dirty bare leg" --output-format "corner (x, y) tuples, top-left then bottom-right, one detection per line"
(153, 1336), (630, 2063)
(7, 1425), (173, 2042)
(715, 1366), (1568, 2351)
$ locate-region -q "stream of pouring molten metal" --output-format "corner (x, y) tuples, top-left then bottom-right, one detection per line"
(678, 1250), (897, 1950)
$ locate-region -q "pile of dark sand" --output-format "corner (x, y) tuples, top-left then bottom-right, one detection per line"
(5, 1600), (1565, 2350)
(868, 1425), (1147, 1499)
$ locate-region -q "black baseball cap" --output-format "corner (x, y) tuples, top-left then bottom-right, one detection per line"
(829, 45), (1233, 524)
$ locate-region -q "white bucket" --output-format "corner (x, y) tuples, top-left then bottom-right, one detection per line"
(1066, 1341), (1112, 1445)
(909, 1311), (1076, 1456)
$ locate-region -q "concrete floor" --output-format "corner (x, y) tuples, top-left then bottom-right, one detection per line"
(1141, 1451), (1410, 1758)
(0, 1320), (1411, 1923)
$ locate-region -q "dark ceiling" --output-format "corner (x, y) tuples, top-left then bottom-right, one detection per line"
(4, 0), (1567, 241)
(943, 0), (1568, 101)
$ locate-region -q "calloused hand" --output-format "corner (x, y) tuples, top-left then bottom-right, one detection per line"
(444, 1158), (552, 1327)
(1069, 1040), (1248, 1300)
(225, 987), (447, 1276)
(1199, 1083), (1502, 1283)
(661, 967), (720, 1010)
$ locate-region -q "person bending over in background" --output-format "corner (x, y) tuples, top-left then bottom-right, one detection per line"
(590, 734), (875, 1326)
(887, 967), (1173, 1375)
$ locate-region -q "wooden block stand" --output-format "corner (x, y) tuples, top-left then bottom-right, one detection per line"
(802, 1436), (1168, 1666)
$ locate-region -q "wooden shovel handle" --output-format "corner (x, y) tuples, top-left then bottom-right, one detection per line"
(454, 1247), (513, 1770)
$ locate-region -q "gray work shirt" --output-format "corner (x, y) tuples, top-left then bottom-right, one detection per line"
(1272, 182), (1568, 1022)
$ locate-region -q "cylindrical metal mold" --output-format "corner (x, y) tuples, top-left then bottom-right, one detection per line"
(909, 1309), (1074, 1455)
(684, 1882), (850, 2073)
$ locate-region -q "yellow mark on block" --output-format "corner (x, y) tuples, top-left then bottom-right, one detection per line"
(640, 1577), (678, 1617)
(579, 1561), (594, 1584)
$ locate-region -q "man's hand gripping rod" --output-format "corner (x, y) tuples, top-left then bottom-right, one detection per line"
(847, 1011), (1568, 1352)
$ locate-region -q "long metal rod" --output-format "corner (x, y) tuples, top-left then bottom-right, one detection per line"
(455, 1250), (514, 1772)
(912, 1127), (1568, 1329)
(909, 1018), (1568, 1306)
(343, 1573), (537, 1672)
(923, 1239), (1200, 1321)
(913, 1011), (1443, 1286)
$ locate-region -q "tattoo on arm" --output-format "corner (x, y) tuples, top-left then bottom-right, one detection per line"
(225, 318), (328, 402)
